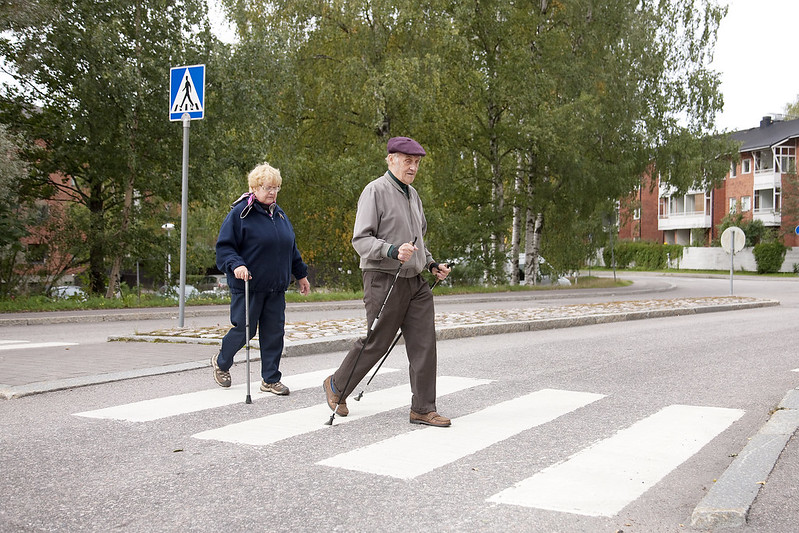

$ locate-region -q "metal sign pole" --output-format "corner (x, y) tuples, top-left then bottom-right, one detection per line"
(730, 246), (734, 296)
(178, 113), (190, 327)
(169, 64), (204, 327)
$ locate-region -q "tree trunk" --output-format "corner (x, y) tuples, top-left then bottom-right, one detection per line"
(105, 176), (134, 298)
(87, 187), (106, 295)
(525, 209), (543, 285)
(510, 153), (522, 285)
(106, 1), (141, 299)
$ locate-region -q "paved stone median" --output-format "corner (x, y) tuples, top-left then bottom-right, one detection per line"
(120, 296), (777, 347)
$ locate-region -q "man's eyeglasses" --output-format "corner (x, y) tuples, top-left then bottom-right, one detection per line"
(259, 185), (281, 193)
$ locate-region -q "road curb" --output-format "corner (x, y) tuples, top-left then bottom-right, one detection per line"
(691, 388), (799, 528)
(0, 361), (209, 400)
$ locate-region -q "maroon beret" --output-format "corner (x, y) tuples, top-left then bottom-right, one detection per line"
(386, 136), (426, 156)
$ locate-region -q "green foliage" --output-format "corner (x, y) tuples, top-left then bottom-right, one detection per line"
(0, 0), (217, 294)
(752, 241), (788, 274)
(715, 213), (773, 247)
(540, 206), (606, 276)
(1, 0), (731, 297)
(603, 241), (683, 270)
(690, 228), (708, 246)
(0, 124), (36, 297)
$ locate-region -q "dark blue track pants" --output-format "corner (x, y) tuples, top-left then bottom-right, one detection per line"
(217, 290), (286, 384)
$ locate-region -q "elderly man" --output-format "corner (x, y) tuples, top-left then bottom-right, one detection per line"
(323, 136), (452, 427)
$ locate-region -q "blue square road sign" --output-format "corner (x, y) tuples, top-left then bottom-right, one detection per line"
(170, 64), (205, 121)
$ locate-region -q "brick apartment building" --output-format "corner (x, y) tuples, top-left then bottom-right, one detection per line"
(17, 172), (83, 291)
(618, 115), (799, 248)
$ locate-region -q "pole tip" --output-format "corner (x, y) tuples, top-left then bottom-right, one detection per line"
(245, 396), (252, 404)
(354, 392), (363, 401)
(324, 415), (334, 426)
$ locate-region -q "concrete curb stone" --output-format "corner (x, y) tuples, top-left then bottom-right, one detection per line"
(691, 389), (799, 529)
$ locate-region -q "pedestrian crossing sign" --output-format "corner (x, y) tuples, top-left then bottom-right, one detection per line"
(169, 64), (205, 121)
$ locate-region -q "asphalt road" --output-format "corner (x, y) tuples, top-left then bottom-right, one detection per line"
(0, 273), (797, 532)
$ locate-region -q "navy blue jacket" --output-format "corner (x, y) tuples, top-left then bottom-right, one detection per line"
(215, 194), (308, 294)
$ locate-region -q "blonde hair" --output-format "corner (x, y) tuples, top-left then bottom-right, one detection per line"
(248, 162), (282, 191)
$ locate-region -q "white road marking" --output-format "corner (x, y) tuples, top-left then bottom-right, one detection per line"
(0, 341), (78, 350)
(192, 376), (491, 446)
(487, 404), (744, 517)
(318, 388), (605, 479)
(73, 368), (390, 422)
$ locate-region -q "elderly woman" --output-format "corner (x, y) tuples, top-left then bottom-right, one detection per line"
(212, 162), (310, 395)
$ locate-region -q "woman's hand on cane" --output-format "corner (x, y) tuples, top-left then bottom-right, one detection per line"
(233, 265), (251, 280)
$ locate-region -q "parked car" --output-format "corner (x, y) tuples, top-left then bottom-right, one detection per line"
(157, 284), (200, 299)
(197, 274), (228, 295)
(49, 285), (87, 299)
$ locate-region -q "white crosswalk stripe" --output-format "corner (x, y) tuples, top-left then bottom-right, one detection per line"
(74, 368), (398, 422)
(487, 404), (744, 517)
(0, 340), (78, 350)
(192, 376), (492, 446)
(72, 369), (747, 518)
(318, 388), (605, 479)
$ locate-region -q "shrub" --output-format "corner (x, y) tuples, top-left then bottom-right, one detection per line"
(752, 241), (788, 273)
(603, 241), (683, 270)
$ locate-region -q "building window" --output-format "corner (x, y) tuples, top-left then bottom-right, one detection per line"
(754, 150), (773, 172)
(741, 196), (751, 212)
(775, 146), (796, 174)
(730, 162), (737, 177)
(742, 158), (751, 173)
(729, 198), (737, 213)
(25, 243), (48, 265)
(776, 187), (781, 212)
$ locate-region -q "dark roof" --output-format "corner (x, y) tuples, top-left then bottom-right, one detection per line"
(729, 117), (799, 152)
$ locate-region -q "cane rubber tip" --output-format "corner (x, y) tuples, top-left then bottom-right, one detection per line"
(324, 417), (334, 426)
(245, 396), (252, 404)
(354, 392), (363, 401)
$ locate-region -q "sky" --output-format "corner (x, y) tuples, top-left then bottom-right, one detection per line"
(710, 0), (799, 132)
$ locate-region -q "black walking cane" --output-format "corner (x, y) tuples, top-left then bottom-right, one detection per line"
(325, 238), (417, 426)
(353, 262), (452, 402)
(244, 274), (252, 404)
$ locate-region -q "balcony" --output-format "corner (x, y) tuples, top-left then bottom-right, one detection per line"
(658, 210), (712, 231)
(753, 168), (782, 191)
(752, 208), (781, 226)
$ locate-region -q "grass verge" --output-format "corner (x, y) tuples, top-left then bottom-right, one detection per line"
(0, 276), (629, 313)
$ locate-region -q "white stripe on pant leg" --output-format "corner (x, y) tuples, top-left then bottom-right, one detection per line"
(487, 404), (744, 517)
(192, 376), (491, 446)
(318, 388), (605, 480)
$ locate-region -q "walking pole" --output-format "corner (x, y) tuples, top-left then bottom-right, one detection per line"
(325, 238), (416, 426)
(244, 274), (252, 404)
(353, 263), (451, 402)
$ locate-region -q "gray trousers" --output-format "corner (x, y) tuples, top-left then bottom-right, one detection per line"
(332, 271), (438, 414)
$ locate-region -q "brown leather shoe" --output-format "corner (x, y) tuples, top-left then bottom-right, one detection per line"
(410, 410), (451, 427)
(323, 375), (348, 417)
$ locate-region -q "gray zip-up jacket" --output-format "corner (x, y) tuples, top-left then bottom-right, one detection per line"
(352, 172), (435, 277)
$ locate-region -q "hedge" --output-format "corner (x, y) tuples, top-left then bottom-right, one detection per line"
(752, 241), (788, 274)
(603, 241), (683, 270)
